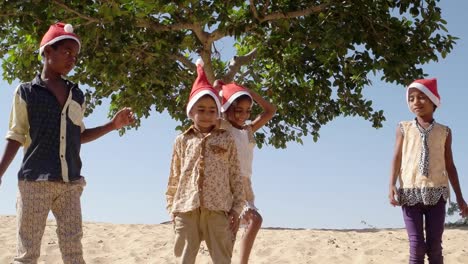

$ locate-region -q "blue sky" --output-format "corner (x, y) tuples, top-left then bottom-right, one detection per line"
(1, 2), (467, 229)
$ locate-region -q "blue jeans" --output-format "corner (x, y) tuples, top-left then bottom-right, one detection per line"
(402, 198), (446, 264)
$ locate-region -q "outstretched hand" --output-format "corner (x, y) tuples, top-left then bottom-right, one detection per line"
(111, 107), (135, 130)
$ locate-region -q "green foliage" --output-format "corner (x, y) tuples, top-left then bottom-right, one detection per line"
(0, 0), (456, 148)
(446, 202), (468, 226)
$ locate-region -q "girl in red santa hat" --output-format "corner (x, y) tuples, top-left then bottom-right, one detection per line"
(388, 78), (468, 264)
(215, 79), (276, 264)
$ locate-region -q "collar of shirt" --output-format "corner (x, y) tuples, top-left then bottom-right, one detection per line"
(184, 122), (226, 137)
(31, 74), (78, 91)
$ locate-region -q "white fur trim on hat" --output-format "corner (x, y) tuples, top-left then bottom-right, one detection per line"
(186, 90), (222, 118)
(39, 35), (81, 55)
(407, 82), (441, 107)
(221, 91), (252, 112)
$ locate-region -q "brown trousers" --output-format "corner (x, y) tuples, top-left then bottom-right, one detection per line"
(13, 180), (86, 264)
(173, 207), (234, 264)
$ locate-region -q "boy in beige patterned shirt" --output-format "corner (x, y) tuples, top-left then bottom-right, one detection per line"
(166, 59), (244, 264)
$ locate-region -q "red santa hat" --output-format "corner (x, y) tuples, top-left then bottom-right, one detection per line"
(406, 78), (440, 107)
(186, 59), (222, 118)
(220, 82), (252, 112)
(39, 22), (81, 55)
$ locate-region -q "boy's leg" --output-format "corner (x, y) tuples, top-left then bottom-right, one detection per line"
(51, 182), (85, 264)
(202, 209), (234, 264)
(425, 198), (446, 264)
(13, 181), (53, 264)
(173, 209), (202, 264)
(402, 204), (426, 264)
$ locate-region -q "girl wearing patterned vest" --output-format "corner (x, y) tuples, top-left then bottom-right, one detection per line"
(388, 78), (468, 264)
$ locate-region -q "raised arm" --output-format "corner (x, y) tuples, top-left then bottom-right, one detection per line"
(248, 88), (277, 133)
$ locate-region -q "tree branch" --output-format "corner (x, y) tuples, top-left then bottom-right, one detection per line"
(249, 0), (260, 21)
(0, 13), (16, 17)
(262, 0), (271, 16)
(238, 68), (253, 82)
(244, 3), (328, 33)
(136, 19), (196, 32)
(208, 28), (227, 43)
(170, 53), (196, 72)
(52, 0), (100, 24)
(191, 22), (210, 45)
(224, 48), (258, 82)
(261, 3), (328, 22)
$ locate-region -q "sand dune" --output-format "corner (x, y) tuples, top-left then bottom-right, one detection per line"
(0, 215), (467, 263)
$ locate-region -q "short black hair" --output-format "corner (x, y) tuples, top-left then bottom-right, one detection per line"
(42, 39), (78, 56)
(229, 94), (252, 109)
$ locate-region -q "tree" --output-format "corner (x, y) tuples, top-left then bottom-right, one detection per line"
(0, 0), (456, 148)
(446, 202), (468, 226)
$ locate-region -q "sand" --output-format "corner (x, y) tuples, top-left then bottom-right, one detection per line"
(0, 215), (467, 263)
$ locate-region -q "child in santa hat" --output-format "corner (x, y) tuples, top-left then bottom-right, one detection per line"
(166, 59), (244, 263)
(0, 22), (134, 264)
(215, 79), (276, 264)
(388, 78), (468, 263)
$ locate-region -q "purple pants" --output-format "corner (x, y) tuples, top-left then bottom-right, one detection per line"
(402, 198), (446, 264)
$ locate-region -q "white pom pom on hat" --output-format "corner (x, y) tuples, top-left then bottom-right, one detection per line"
(195, 58), (204, 67)
(63, 24), (74, 33)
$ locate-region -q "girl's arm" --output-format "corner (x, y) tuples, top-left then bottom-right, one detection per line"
(445, 129), (468, 217)
(247, 88), (277, 133)
(389, 125), (403, 206)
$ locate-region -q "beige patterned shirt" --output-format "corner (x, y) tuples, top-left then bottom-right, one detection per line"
(166, 125), (245, 215)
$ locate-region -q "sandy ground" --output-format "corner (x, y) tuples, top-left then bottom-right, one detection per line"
(1, 215), (467, 263)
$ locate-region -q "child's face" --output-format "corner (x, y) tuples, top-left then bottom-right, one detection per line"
(190, 95), (218, 132)
(44, 39), (79, 76)
(226, 98), (252, 127)
(408, 88), (436, 117)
